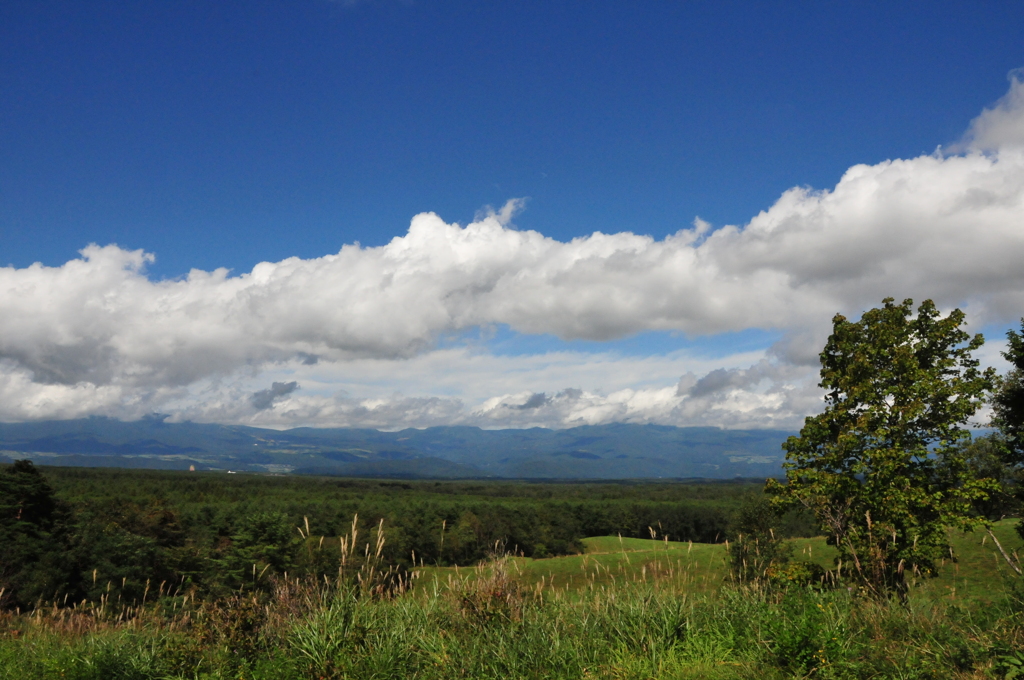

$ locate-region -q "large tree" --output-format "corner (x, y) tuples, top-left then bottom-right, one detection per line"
(991, 320), (1024, 545)
(769, 298), (996, 597)
(0, 460), (79, 608)
(992, 321), (1024, 465)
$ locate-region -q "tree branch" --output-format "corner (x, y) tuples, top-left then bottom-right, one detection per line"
(986, 527), (1022, 576)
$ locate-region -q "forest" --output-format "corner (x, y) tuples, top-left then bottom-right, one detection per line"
(0, 465), (788, 610)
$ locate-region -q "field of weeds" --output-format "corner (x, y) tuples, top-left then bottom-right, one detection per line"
(2, 522), (1024, 679)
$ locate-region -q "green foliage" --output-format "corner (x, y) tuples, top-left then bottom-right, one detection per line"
(993, 319), (1024, 463)
(994, 646), (1024, 680)
(727, 495), (791, 584)
(0, 460), (78, 609)
(762, 589), (846, 675)
(5, 451), (1023, 678)
(959, 434), (1023, 520)
(218, 511), (298, 591)
(770, 298), (996, 597)
(0, 463), (769, 609)
(991, 320), (1024, 542)
(2, 576), (1023, 679)
(288, 592), (358, 678)
(768, 560), (826, 588)
(36, 634), (163, 680)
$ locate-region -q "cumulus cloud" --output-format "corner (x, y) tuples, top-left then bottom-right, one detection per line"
(2, 74), (1024, 427)
(161, 377), (812, 431)
(959, 70), (1024, 152)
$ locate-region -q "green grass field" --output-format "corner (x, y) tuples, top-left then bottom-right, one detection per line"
(415, 520), (1024, 606)
(4, 522), (1024, 679)
(416, 534), (727, 599)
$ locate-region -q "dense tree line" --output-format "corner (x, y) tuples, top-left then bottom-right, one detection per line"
(0, 467), (778, 610)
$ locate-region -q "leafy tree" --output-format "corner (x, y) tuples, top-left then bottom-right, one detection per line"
(0, 461), (78, 609)
(956, 434), (1022, 521)
(991, 320), (1024, 541)
(992, 320), (1024, 462)
(728, 495), (791, 584)
(768, 299), (995, 597)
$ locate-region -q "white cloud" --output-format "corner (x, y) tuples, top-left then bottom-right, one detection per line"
(0, 344), (786, 428)
(959, 70), (1024, 152)
(2, 75), (1024, 428)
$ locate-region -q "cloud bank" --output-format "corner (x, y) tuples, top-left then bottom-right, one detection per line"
(2, 74), (1024, 428)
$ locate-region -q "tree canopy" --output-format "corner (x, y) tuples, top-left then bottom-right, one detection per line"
(992, 320), (1024, 465)
(769, 298), (995, 597)
(989, 320), (1024, 548)
(0, 460), (78, 608)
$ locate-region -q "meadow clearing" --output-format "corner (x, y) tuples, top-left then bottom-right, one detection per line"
(2, 516), (1023, 679)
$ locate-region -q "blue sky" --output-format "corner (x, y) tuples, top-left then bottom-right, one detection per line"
(2, 2), (1024, 428)
(4, 1), (1022, 274)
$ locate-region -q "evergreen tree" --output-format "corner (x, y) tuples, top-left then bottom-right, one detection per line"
(0, 461), (78, 609)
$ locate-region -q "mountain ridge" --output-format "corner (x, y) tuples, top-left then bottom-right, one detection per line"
(0, 418), (793, 479)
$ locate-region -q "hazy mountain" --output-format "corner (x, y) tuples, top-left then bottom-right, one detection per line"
(0, 417), (792, 479)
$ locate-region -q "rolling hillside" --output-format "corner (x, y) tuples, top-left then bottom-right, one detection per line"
(0, 417), (793, 479)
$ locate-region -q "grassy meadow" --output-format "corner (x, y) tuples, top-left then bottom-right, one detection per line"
(417, 520), (1024, 605)
(2, 518), (1024, 678)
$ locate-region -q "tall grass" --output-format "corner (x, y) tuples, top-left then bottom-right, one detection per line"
(3, 523), (1024, 679)
(4, 576), (1024, 679)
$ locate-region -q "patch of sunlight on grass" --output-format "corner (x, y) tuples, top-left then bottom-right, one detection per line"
(411, 519), (1024, 605)
(910, 518), (1024, 605)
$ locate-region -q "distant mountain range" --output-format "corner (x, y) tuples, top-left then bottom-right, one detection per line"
(0, 417), (793, 479)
